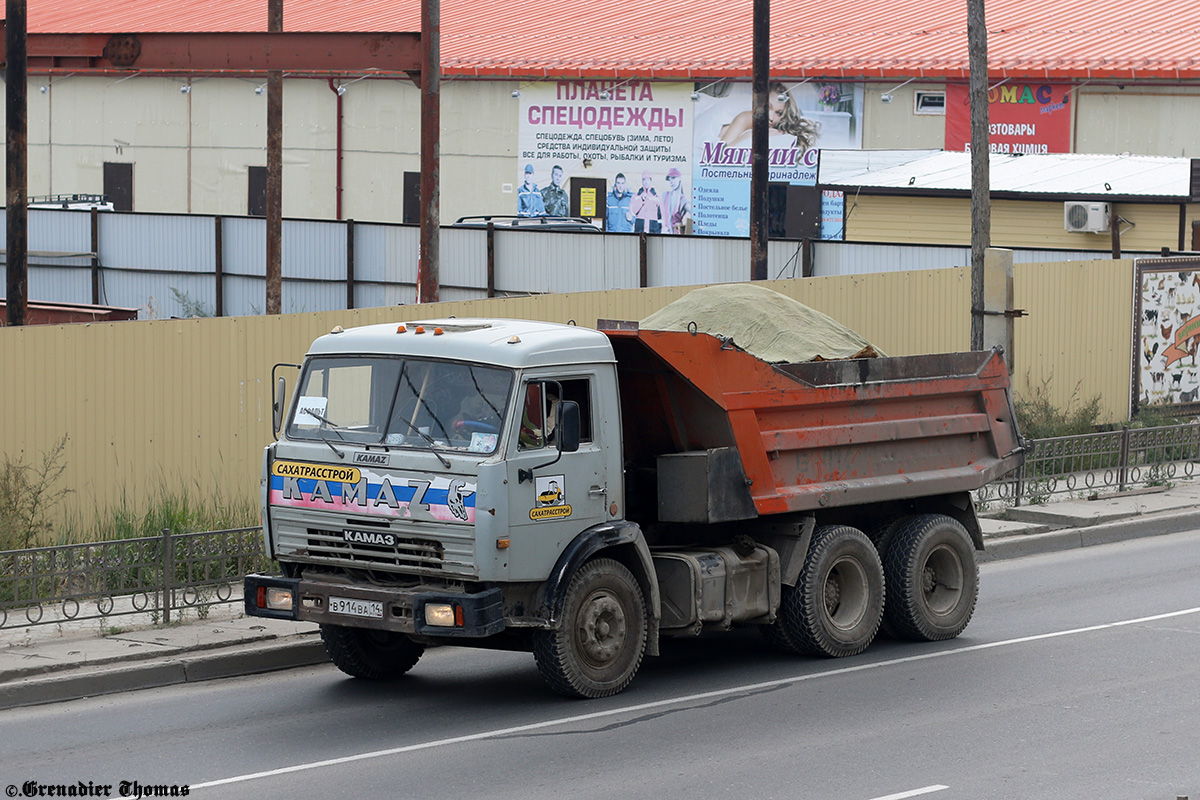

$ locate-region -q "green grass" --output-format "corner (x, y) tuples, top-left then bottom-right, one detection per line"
(2, 435), (258, 550)
(58, 484), (259, 546)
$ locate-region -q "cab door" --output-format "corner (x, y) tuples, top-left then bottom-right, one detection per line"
(504, 374), (609, 581)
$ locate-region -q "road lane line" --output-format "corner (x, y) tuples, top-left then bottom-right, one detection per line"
(191, 605), (1200, 791)
(868, 785), (949, 800)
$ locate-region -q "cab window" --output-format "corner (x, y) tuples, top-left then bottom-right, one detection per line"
(518, 378), (592, 450)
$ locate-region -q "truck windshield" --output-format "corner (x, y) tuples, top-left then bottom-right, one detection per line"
(288, 356), (513, 456)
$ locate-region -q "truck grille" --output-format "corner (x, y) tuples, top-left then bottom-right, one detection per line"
(304, 528), (444, 570)
(271, 511), (477, 577)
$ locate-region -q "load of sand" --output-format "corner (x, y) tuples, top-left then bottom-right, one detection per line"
(639, 284), (883, 363)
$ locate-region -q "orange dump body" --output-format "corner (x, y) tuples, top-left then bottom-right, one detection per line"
(603, 325), (1024, 517)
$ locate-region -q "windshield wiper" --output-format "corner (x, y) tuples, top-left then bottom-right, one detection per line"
(302, 409), (346, 459)
(388, 415), (453, 468)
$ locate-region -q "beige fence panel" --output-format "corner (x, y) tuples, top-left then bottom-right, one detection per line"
(1012, 258), (1134, 423)
(0, 263), (1132, 535)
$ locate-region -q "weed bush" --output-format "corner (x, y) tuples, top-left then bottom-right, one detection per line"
(0, 435), (70, 551)
(1014, 375), (1103, 440)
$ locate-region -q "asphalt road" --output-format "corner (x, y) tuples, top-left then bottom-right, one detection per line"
(3, 530), (1200, 800)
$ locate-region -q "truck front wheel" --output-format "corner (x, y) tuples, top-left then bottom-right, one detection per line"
(533, 558), (648, 699)
(320, 624), (425, 680)
(782, 525), (885, 658)
(883, 514), (978, 641)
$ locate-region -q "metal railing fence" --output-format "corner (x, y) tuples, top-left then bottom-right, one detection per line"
(2, 424), (1199, 631)
(975, 423), (1200, 508)
(0, 527), (271, 631)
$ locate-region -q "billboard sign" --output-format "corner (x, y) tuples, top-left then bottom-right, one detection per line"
(1134, 258), (1200, 412)
(517, 81), (693, 232)
(945, 82), (1072, 154)
(691, 81), (863, 237)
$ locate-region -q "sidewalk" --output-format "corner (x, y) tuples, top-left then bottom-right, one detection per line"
(4, 480), (1200, 711)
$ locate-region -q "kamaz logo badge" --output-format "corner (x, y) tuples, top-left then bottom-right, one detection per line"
(344, 529), (397, 547)
(353, 452), (390, 466)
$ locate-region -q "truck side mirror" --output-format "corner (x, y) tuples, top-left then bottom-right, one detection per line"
(273, 376), (287, 436)
(556, 400), (580, 453)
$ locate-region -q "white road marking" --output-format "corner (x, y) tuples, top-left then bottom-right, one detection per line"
(191, 605), (1200, 791)
(867, 785), (950, 800)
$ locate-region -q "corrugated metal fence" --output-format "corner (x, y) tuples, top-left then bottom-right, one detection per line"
(0, 208), (1125, 319)
(0, 259), (1136, 534)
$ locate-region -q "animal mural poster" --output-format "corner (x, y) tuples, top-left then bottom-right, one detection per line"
(1136, 259), (1200, 410)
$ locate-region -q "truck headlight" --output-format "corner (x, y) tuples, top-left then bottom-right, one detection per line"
(262, 586), (294, 611)
(424, 603), (460, 627)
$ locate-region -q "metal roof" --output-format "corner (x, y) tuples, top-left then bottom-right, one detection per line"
(15, 0), (1200, 81)
(819, 150), (1193, 199)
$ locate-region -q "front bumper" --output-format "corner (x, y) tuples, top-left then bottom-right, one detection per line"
(244, 574), (505, 638)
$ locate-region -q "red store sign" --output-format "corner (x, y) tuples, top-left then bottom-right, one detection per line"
(944, 83), (1072, 154)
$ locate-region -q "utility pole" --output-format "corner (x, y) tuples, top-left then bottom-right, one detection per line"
(5, 0), (28, 326)
(968, 0), (989, 350)
(749, 0), (769, 280)
(265, 0), (283, 315)
(418, 0), (440, 303)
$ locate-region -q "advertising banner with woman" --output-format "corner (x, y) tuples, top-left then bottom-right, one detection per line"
(691, 81), (863, 237)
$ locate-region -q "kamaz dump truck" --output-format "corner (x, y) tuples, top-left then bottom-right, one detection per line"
(245, 316), (1023, 698)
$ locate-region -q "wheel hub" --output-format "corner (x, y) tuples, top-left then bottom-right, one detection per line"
(824, 574), (842, 613)
(922, 565), (938, 594)
(823, 559), (869, 631)
(578, 592), (626, 665)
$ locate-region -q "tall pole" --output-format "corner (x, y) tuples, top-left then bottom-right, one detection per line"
(968, 0), (990, 350)
(418, 0), (440, 303)
(5, 0), (28, 326)
(265, 0), (283, 315)
(749, 0), (769, 281)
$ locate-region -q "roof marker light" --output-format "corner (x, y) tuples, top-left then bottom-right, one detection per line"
(331, 325), (344, 334)
(434, 327), (444, 335)
(415, 326), (426, 334)
(397, 324), (407, 333)
(508, 335), (521, 344)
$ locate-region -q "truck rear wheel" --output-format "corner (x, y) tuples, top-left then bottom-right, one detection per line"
(882, 514), (978, 641)
(781, 525), (884, 658)
(533, 558), (648, 699)
(320, 624), (425, 680)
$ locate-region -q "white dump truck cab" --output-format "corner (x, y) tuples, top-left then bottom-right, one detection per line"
(246, 318), (655, 694)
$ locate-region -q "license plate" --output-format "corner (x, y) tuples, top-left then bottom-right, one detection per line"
(329, 596), (383, 619)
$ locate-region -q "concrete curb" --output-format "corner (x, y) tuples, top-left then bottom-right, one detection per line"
(0, 637), (330, 711)
(980, 508), (1200, 561)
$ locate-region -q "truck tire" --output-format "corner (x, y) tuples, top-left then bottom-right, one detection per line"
(882, 514), (978, 641)
(320, 624), (425, 680)
(781, 525), (884, 658)
(866, 515), (911, 638)
(759, 608), (801, 654)
(533, 558), (648, 699)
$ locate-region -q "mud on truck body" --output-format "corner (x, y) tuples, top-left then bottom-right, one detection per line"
(246, 317), (1023, 698)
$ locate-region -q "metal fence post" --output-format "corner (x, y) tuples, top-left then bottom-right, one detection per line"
(161, 527), (173, 625)
(1014, 461), (1024, 507)
(1118, 426), (1130, 493)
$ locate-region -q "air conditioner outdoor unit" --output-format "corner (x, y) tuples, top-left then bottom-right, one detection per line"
(1064, 201), (1111, 233)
